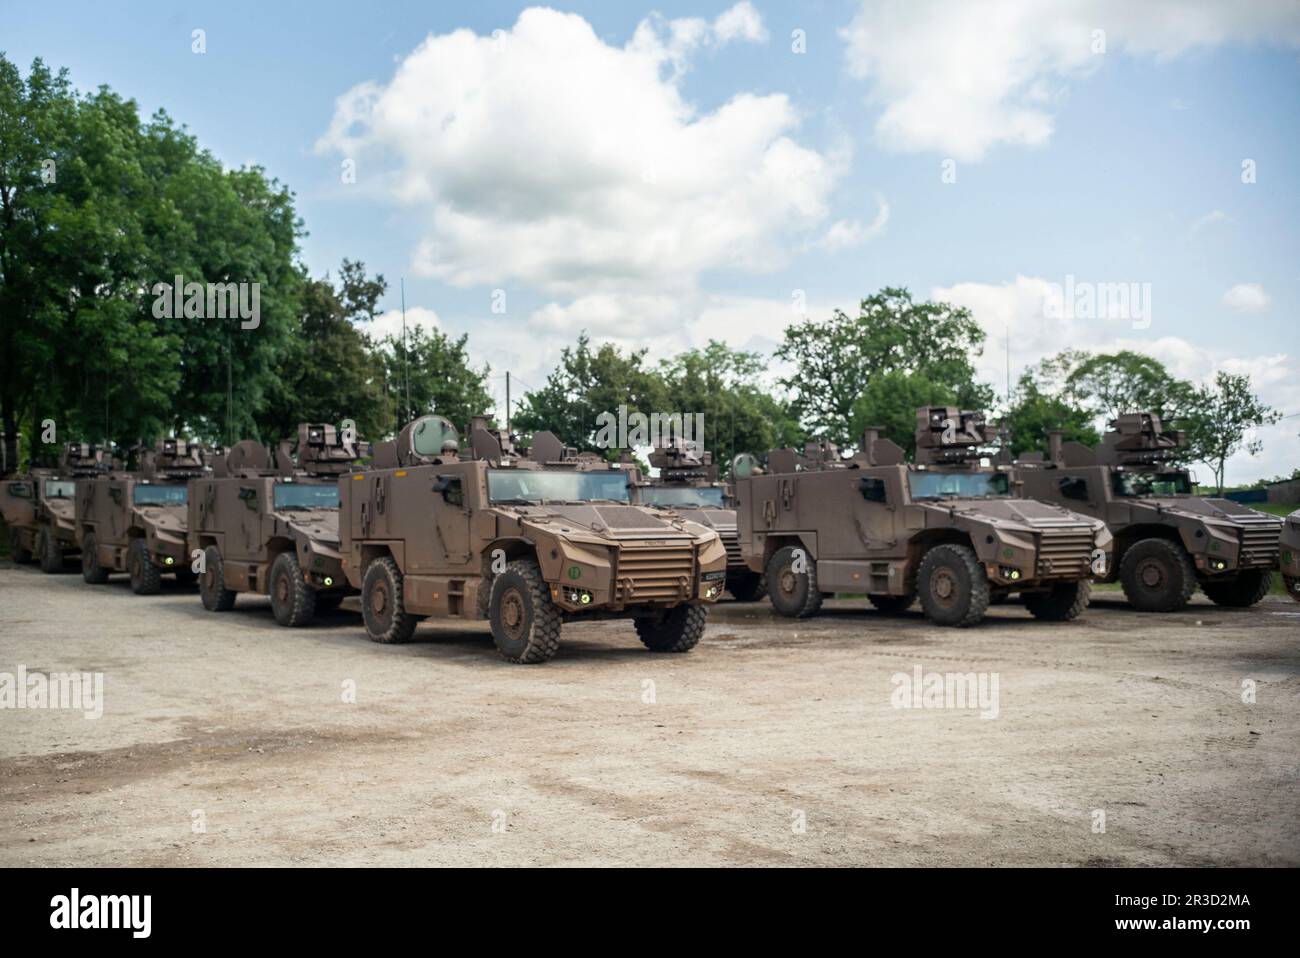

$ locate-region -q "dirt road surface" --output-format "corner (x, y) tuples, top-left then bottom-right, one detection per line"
(2, 563), (1297, 866)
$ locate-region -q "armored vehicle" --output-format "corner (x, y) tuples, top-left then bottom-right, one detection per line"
(1, 444), (104, 572)
(339, 415), (727, 664)
(1015, 413), (1282, 612)
(1281, 509), (1300, 603)
(736, 407), (1112, 627)
(76, 438), (205, 593)
(628, 439), (765, 601)
(188, 424), (361, 625)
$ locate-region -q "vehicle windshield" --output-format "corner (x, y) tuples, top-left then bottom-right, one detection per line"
(640, 486), (725, 508)
(487, 469), (630, 504)
(132, 484), (187, 506)
(907, 470), (1010, 500)
(43, 480), (75, 499)
(274, 483), (340, 511)
(1111, 470), (1192, 497)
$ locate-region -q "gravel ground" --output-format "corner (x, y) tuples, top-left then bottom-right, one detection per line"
(1, 561), (1297, 867)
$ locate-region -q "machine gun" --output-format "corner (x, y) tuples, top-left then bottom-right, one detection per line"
(277, 423), (364, 477)
(140, 438), (207, 480)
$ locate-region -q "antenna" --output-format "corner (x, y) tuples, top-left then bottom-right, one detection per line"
(506, 371), (511, 437)
(401, 277), (410, 422)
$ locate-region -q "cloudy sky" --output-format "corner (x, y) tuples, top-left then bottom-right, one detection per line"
(7, 0), (1299, 482)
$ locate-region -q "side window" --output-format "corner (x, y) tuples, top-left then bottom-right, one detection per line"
(858, 477), (887, 503)
(7, 481), (32, 498)
(1059, 476), (1089, 502)
(443, 477), (464, 508)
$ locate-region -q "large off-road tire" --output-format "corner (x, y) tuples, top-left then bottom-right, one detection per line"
(1119, 538), (1195, 612)
(81, 532), (109, 584)
(199, 545), (237, 611)
(1024, 579), (1091, 621)
(38, 527), (63, 573)
(725, 570), (766, 602)
(1284, 575), (1300, 604)
(1202, 570), (1273, 608)
(917, 543), (990, 628)
(128, 538), (162, 595)
(10, 534), (34, 563)
(635, 604), (707, 653)
(765, 545), (823, 618)
(868, 593), (915, 614)
(489, 559), (561, 664)
(361, 556), (419, 644)
(270, 551), (317, 627)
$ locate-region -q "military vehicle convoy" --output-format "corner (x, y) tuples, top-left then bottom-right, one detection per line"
(188, 423), (362, 626)
(628, 439), (765, 601)
(1281, 509), (1300, 603)
(1, 444), (105, 572)
(338, 415), (727, 663)
(736, 407), (1112, 627)
(76, 439), (206, 593)
(1015, 413), (1282, 612)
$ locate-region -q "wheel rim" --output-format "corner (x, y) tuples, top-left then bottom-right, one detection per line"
(1138, 559), (1165, 590)
(275, 572), (289, 605)
(370, 579), (389, 619)
(778, 566), (797, 597)
(931, 567), (958, 608)
(500, 587), (526, 641)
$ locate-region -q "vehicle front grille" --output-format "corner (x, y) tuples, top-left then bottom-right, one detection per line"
(1238, 522), (1281, 569)
(720, 529), (745, 570)
(616, 540), (696, 602)
(1036, 528), (1095, 578)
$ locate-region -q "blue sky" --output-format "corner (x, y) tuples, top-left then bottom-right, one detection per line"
(4, 0), (1298, 481)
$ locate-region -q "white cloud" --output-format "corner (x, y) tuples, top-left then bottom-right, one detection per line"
(933, 275), (1299, 483)
(714, 1), (769, 44)
(318, 5), (820, 298)
(816, 194), (889, 250)
(1222, 283), (1272, 314)
(366, 306), (440, 343)
(1190, 209), (1227, 233)
(842, 1), (1300, 160)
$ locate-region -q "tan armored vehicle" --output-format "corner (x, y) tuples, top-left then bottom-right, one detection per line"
(1, 444), (104, 572)
(628, 440), (765, 601)
(339, 415), (727, 663)
(1281, 509), (1300, 603)
(76, 438), (205, 593)
(1016, 413), (1282, 611)
(736, 406), (1112, 627)
(188, 424), (362, 626)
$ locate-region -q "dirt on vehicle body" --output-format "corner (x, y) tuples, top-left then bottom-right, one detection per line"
(1281, 509), (1300, 603)
(736, 406), (1112, 627)
(75, 439), (205, 593)
(339, 415), (727, 663)
(628, 440), (765, 601)
(1015, 413), (1282, 612)
(1, 444), (103, 572)
(188, 424), (362, 626)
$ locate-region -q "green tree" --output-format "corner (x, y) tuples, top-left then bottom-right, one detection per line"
(1000, 362), (1101, 458)
(259, 260), (389, 443)
(1063, 350), (1197, 426)
(777, 287), (992, 448)
(514, 333), (668, 454)
(1182, 372), (1280, 495)
(658, 341), (799, 473)
(0, 54), (302, 462)
(382, 325), (494, 435)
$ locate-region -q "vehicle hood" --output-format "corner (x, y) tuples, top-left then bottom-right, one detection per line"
(1124, 496), (1283, 530)
(645, 504), (737, 534)
(504, 503), (711, 542)
(923, 497), (1102, 531)
(44, 499), (76, 528)
(280, 509), (341, 545)
(132, 505), (188, 537)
